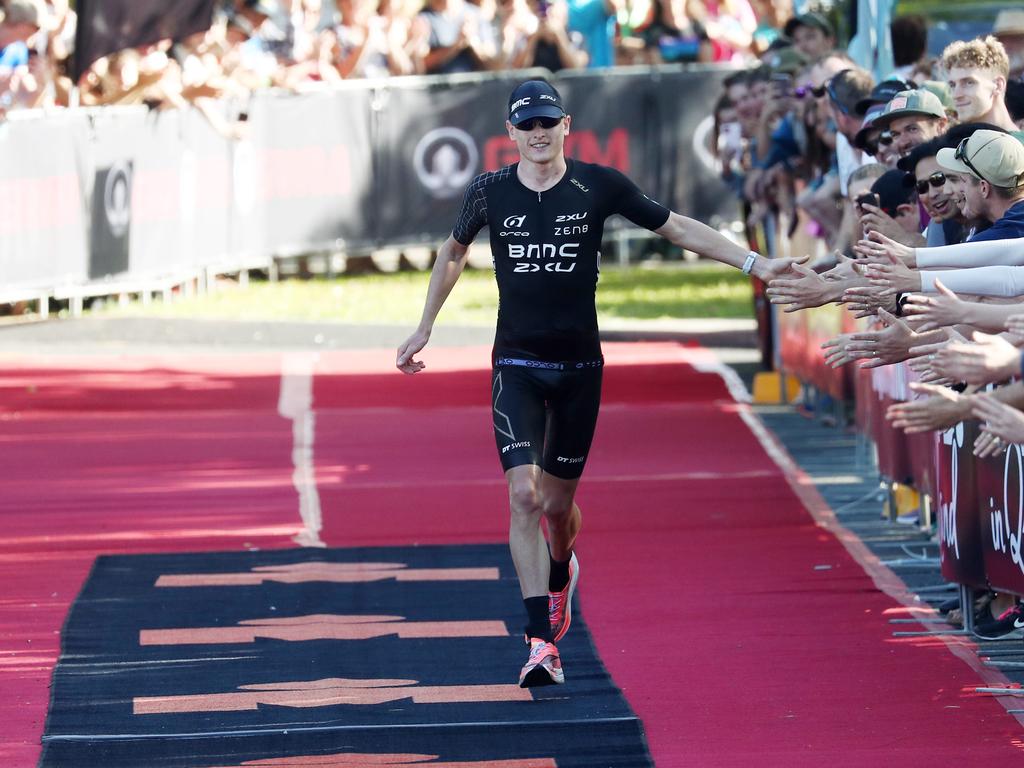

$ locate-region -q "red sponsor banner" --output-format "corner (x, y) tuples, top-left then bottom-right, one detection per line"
(777, 305), (807, 382)
(907, 431), (936, 501)
(854, 365), (874, 441)
(935, 423), (986, 587)
(777, 305), (851, 400)
(976, 442), (1024, 596)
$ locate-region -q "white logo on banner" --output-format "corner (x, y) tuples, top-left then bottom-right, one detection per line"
(989, 443), (1024, 577)
(939, 424), (963, 560)
(413, 127), (478, 199)
(104, 161), (132, 238)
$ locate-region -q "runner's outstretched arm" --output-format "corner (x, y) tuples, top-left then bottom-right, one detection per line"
(396, 236), (471, 374)
(654, 211), (803, 281)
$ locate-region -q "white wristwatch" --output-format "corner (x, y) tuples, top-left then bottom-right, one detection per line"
(741, 251), (758, 275)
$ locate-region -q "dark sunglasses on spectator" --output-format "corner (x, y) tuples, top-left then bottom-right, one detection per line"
(515, 117), (563, 130)
(915, 172), (947, 194)
(954, 136), (987, 182)
(809, 84), (827, 98)
(877, 131), (893, 146)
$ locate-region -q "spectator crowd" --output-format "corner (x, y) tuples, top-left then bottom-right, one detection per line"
(0, 0), (789, 124)
(717, 8), (1024, 637)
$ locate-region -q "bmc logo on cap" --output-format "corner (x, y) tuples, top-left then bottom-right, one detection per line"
(888, 97), (907, 111)
(510, 97), (531, 112)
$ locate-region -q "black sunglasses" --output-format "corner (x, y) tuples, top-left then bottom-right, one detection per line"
(915, 172), (947, 195)
(810, 84), (827, 98)
(877, 130), (893, 146)
(514, 116), (563, 130)
(954, 136), (988, 183)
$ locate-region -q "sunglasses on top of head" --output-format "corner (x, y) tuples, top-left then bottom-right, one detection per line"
(915, 172), (947, 195)
(954, 136), (988, 183)
(514, 116), (563, 130)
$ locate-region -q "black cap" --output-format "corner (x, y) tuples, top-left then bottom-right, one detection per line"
(896, 137), (943, 173)
(854, 78), (913, 117)
(783, 12), (833, 39)
(508, 80), (566, 126)
(871, 169), (915, 215)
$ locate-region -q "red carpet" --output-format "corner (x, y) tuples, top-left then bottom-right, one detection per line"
(2, 343), (1024, 766)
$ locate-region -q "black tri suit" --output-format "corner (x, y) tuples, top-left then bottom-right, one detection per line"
(452, 159), (670, 478)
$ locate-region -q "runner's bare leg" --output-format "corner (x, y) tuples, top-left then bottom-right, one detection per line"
(507, 464), (580, 597)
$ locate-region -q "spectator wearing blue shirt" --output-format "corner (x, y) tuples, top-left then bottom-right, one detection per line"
(567, 0), (618, 68)
(936, 129), (1024, 241)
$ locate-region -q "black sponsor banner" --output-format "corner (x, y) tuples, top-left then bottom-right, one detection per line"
(176, 107), (235, 270)
(74, 0), (215, 81)
(936, 423), (986, 587)
(237, 90), (376, 256)
(558, 71), (659, 202)
(3, 70), (737, 297)
(375, 69), (735, 245)
(647, 67), (734, 224)
(977, 442), (1024, 596)
(0, 112), (90, 288)
(375, 78), (511, 245)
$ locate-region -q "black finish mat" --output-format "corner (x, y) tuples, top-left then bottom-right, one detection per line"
(41, 545), (651, 767)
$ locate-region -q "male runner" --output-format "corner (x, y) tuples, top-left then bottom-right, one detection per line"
(396, 79), (801, 687)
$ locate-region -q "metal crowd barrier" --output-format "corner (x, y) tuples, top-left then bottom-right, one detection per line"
(0, 65), (736, 313)
(771, 289), (1024, 637)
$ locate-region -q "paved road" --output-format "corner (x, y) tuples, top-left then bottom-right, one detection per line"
(0, 316), (758, 353)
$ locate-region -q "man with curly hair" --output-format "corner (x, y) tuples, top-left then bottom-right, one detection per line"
(941, 35), (1017, 130)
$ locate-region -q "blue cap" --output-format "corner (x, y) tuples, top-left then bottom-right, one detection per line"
(508, 80), (566, 126)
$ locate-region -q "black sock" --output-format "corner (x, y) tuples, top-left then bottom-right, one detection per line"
(548, 552), (572, 592)
(523, 596), (551, 642)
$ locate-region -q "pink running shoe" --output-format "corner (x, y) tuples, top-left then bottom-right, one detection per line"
(519, 638), (565, 687)
(549, 552), (579, 642)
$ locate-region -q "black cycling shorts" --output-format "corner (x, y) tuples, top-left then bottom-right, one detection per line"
(491, 358), (603, 479)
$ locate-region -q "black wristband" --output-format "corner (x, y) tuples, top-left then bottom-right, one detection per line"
(894, 292), (908, 317)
